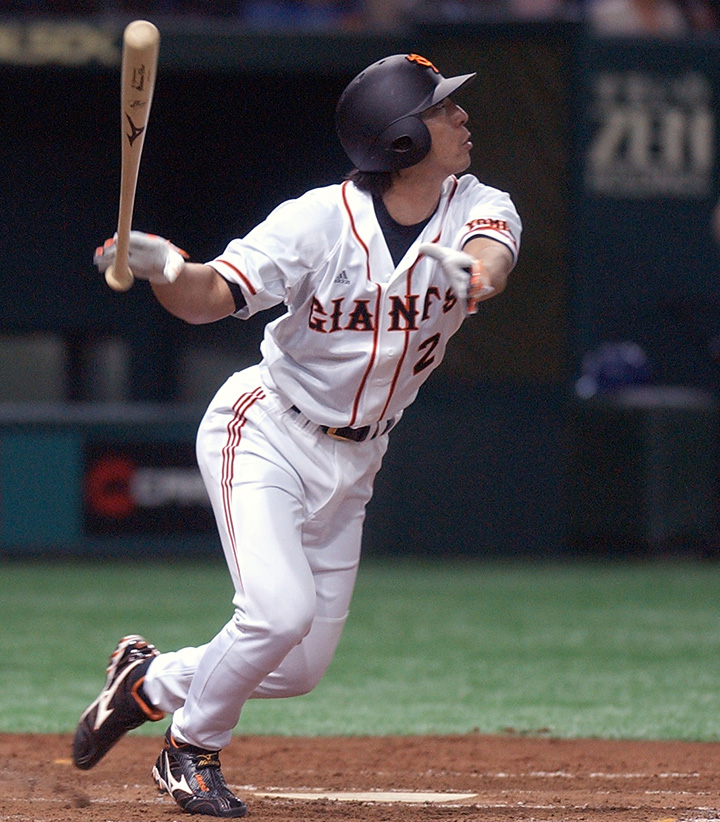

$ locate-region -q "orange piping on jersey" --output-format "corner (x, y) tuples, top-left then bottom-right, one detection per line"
(378, 265), (416, 421)
(377, 177), (459, 420)
(216, 259), (258, 296)
(342, 180), (382, 427)
(221, 386), (265, 580)
(350, 283), (382, 427)
(341, 180), (373, 283)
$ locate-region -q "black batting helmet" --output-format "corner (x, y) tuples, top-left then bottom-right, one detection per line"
(335, 53), (476, 173)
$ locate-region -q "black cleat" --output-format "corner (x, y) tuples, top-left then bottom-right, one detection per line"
(152, 728), (247, 818)
(72, 634), (164, 770)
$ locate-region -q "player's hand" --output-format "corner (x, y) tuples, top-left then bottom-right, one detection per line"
(94, 231), (189, 285)
(420, 242), (495, 314)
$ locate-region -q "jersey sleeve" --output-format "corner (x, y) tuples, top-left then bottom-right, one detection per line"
(454, 177), (522, 265)
(207, 187), (343, 319)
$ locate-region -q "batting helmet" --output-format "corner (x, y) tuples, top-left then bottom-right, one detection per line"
(335, 53), (476, 173)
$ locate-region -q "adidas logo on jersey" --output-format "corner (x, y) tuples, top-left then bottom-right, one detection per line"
(334, 270), (351, 285)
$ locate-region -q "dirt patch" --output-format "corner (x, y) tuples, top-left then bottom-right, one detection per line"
(1, 732), (719, 821)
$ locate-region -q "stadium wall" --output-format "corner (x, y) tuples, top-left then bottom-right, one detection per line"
(0, 19), (717, 556)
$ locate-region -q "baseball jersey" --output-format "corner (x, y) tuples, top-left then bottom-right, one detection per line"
(208, 173), (521, 429)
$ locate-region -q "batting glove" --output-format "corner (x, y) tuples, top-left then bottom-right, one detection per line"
(94, 231), (188, 285)
(420, 242), (495, 314)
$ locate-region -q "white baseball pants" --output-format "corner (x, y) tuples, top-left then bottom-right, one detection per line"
(143, 365), (388, 750)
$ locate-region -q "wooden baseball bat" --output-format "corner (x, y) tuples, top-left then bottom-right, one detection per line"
(105, 20), (160, 292)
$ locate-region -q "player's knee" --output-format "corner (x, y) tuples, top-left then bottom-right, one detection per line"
(274, 592), (315, 643)
(270, 612), (314, 651)
(233, 598), (314, 652)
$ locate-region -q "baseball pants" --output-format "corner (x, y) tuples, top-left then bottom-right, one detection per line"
(143, 365), (388, 750)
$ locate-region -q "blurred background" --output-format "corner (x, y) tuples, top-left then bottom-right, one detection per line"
(2, 0), (720, 560)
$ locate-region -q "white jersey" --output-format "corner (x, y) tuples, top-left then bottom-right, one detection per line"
(208, 174), (521, 429)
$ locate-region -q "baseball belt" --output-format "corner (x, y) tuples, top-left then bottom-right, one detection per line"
(291, 406), (395, 442)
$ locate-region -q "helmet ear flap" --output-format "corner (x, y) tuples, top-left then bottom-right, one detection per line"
(376, 116), (431, 171)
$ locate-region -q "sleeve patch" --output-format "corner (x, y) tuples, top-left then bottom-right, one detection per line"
(465, 218), (509, 233)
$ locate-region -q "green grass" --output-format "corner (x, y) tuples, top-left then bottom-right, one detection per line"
(2, 558), (720, 740)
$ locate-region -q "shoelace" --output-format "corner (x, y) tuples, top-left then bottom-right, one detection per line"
(106, 640), (155, 672)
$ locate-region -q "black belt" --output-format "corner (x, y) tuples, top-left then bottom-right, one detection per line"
(291, 407), (394, 442)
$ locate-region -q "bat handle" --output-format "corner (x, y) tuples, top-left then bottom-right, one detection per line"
(105, 233), (134, 292)
(105, 264), (134, 292)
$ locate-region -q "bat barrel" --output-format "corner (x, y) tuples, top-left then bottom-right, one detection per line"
(124, 19), (160, 51)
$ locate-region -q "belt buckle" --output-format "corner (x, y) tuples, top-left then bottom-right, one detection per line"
(326, 425), (370, 442)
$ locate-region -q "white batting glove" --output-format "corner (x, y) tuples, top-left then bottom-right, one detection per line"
(420, 242), (495, 314)
(94, 230), (188, 284)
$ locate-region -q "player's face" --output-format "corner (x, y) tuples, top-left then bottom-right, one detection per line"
(420, 98), (472, 175)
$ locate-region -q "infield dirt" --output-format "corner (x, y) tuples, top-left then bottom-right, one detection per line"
(1, 732), (719, 821)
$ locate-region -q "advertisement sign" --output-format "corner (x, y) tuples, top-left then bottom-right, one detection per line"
(584, 67), (713, 199)
(572, 36), (720, 392)
(84, 442), (214, 536)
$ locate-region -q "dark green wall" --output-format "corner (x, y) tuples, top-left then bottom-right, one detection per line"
(0, 21), (572, 399)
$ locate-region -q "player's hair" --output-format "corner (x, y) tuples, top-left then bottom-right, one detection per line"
(346, 168), (394, 196)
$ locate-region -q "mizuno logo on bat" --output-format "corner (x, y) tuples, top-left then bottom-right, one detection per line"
(125, 113), (145, 146)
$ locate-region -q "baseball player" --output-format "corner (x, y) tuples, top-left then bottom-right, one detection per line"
(73, 53), (521, 818)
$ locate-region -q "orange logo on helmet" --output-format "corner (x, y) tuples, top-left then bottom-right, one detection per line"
(406, 54), (439, 73)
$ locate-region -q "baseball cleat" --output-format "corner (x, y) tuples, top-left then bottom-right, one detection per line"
(152, 728), (247, 818)
(72, 634), (164, 770)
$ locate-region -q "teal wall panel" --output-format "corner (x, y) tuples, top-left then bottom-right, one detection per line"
(0, 431), (82, 545)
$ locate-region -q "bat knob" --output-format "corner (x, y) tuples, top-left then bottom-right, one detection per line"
(105, 264), (135, 292)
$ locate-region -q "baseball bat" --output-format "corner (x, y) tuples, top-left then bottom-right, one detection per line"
(105, 20), (160, 292)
